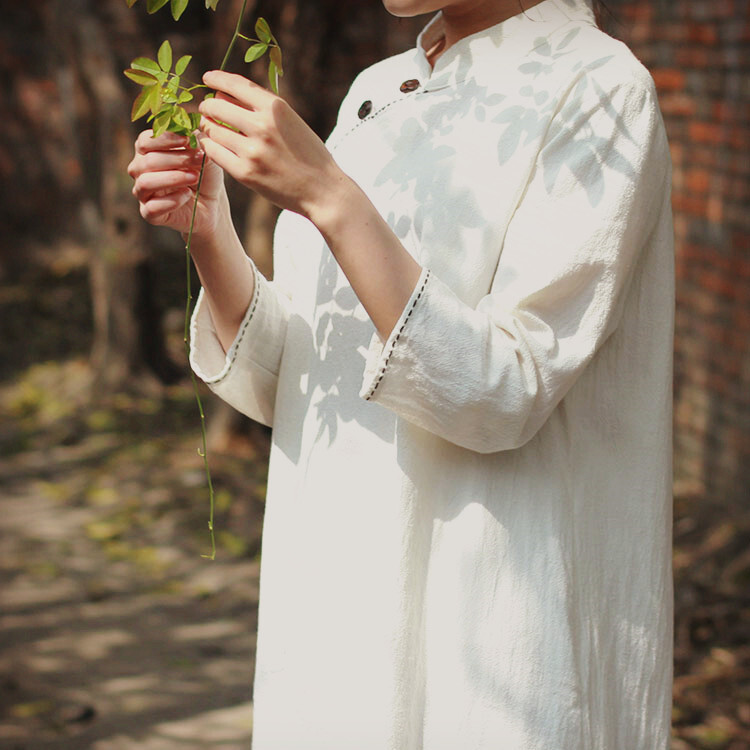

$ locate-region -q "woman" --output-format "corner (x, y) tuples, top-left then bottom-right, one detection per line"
(128, 0), (674, 746)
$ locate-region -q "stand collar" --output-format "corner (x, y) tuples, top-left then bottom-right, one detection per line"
(413, 0), (597, 90)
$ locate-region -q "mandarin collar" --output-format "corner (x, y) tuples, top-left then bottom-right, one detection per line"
(413, 0), (596, 91)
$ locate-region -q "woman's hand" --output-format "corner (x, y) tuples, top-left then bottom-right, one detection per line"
(198, 70), (421, 342)
(127, 130), (226, 238)
(197, 70), (346, 220)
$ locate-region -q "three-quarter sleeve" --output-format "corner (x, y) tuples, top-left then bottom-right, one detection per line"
(189, 259), (291, 426)
(359, 72), (671, 453)
(189, 213), (300, 426)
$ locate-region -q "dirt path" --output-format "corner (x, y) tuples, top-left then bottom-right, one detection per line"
(0, 362), (268, 749)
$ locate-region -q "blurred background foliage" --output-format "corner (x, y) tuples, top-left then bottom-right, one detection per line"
(0, 1), (747, 748)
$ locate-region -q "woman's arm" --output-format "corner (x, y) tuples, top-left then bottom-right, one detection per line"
(128, 126), (290, 426)
(197, 71), (423, 342)
(128, 129), (255, 352)
(186, 192), (256, 353)
(197, 68), (671, 452)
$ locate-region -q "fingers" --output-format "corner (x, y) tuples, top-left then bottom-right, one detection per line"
(203, 70), (272, 108)
(132, 169), (199, 202)
(198, 95), (252, 135)
(128, 148), (204, 179)
(139, 188), (194, 224)
(134, 129), (191, 155)
(200, 136), (248, 185)
(199, 113), (252, 159)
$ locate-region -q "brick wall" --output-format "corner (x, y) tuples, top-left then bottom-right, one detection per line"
(606, 0), (750, 505)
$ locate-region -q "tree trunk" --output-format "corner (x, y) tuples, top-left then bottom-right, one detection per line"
(48, 0), (181, 392)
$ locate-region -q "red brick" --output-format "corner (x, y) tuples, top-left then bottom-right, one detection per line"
(659, 92), (697, 117)
(721, 176), (750, 202)
(711, 100), (733, 122)
(707, 194), (725, 224)
(725, 155), (750, 175)
(652, 68), (687, 91)
(687, 24), (719, 44)
(675, 46), (711, 67)
(690, 147), (720, 170)
(672, 192), (709, 216)
(728, 125), (750, 151)
(709, 0), (738, 20)
(698, 269), (738, 298)
(619, 4), (654, 22)
(739, 22), (750, 43)
(685, 168), (711, 194)
(725, 203), (750, 229)
(688, 121), (725, 145)
(682, 244), (734, 274)
(731, 231), (750, 252)
(655, 24), (687, 43)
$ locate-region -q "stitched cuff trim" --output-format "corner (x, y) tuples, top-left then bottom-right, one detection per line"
(361, 268), (431, 401)
(189, 259), (261, 385)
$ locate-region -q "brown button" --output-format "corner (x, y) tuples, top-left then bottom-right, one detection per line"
(358, 100), (373, 119)
(400, 79), (420, 93)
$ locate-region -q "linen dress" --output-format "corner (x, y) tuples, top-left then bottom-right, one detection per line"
(190, 0), (675, 747)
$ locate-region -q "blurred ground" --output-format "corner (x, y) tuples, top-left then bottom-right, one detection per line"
(0, 257), (749, 749)
(0, 254), (268, 748)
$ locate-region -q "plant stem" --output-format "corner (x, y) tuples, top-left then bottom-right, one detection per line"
(237, 33), (274, 45)
(183, 0), (250, 560)
(220, 0), (250, 71)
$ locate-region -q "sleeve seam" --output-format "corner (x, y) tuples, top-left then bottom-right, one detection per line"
(363, 269), (431, 401)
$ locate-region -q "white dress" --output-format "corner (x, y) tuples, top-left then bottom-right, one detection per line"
(190, 0), (675, 747)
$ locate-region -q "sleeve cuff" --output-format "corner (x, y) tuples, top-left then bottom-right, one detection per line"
(189, 258), (263, 385)
(360, 267), (431, 401)
(188, 256), (290, 426)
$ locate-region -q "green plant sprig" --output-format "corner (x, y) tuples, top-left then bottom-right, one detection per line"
(126, 0), (219, 23)
(124, 0), (282, 559)
(126, 43), (202, 146)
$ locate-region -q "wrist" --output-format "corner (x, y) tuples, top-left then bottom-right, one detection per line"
(183, 190), (231, 252)
(303, 168), (364, 240)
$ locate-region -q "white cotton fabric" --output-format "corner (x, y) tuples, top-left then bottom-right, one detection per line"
(190, 0), (674, 747)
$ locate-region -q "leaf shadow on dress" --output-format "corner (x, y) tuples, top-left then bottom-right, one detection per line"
(370, 34), (648, 741)
(272, 26), (650, 740)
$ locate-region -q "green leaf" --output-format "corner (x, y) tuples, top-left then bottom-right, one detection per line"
(148, 86), (163, 116)
(269, 46), (283, 77)
(268, 60), (278, 95)
(126, 0), (139, 8)
(152, 108), (172, 136)
(175, 54), (192, 75)
(255, 17), (272, 44)
(157, 40), (172, 72)
(244, 43), (267, 64)
(173, 106), (193, 131)
(190, 111), (201, 130)
(205, 0), (219, 8)
(147, 0), (170, 12)
(168, 124), (191, 138)
(188, 132), (198, 148)
(124, 68), (159, 86)
(131, 87), (154, 121)
(171, 0), (189, 20)
(131, 57), (161, 74)
(177, 90), (194, 103)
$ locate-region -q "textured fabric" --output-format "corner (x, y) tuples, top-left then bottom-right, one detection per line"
(190, 0), (674, 747)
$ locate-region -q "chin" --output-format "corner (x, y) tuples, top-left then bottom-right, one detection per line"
(382, 0), (442, 17)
